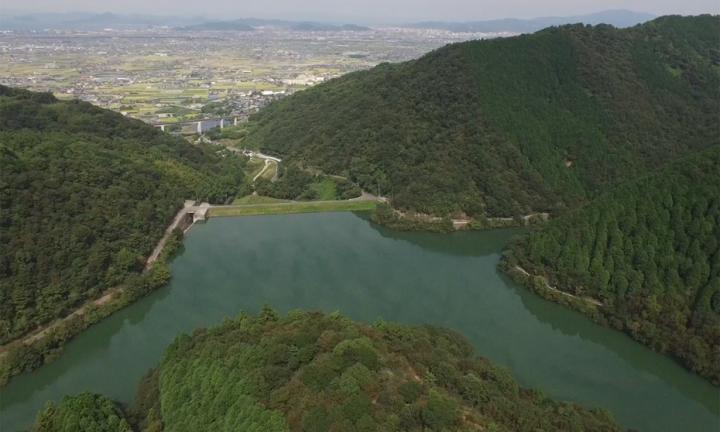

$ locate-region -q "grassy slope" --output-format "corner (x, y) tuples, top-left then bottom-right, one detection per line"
(232, 195), (291, 205)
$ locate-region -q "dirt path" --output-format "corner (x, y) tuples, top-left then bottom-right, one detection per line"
(145, 201), (194, 270)
(452, 219), (471, 229)
(252, 159), (276, 182)
(0, 286), (125, 356)
(488, 212), (551, 223)
(514, 265), (603, 307)
(0, 203), (195, 357)
(349, 191), (387, 202)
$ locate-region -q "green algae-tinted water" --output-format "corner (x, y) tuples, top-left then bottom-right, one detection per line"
(1, 213), (718, 431)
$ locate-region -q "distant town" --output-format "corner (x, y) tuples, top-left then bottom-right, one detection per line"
(0, 27), (506, 129)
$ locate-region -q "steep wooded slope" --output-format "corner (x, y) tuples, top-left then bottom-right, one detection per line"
(245, 15), (720, 217)
(505, 146), (720, 383)
(0, 86), (246, 344)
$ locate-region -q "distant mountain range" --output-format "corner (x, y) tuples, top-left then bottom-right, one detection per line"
(0, 12), (371, 32)
(0, 12), (199, 30)
(178, 19), (371, 32)
(407, 10), (656, 33)
(0, 10), (653, 32)
(177, 20), (255, 32)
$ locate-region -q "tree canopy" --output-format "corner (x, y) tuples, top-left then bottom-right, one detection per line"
(244, 15), (719, 218)
(34, 311), (622, 432)
(33, 393), (132, 432)
(505, 146), (720, 383)
(0, 85), (247, 344)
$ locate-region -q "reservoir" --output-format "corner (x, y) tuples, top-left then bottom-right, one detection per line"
(0, 213), (718, 431)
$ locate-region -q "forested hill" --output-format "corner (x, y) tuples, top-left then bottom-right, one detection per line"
(33, 311), (622, 431)
(0, 85), (246, 344)
(245, 15), (720, 218)
(505, 145), (720, 383)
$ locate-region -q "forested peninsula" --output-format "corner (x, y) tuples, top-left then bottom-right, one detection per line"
(32, 311), (622, 432)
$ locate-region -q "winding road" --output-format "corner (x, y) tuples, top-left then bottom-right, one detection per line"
(252, 159), (276, 182)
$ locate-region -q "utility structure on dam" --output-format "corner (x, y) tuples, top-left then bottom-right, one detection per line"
(187, 202), (210, 224)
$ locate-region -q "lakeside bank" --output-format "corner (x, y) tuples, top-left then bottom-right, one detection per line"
(2, 214), (717, 432)
(0, 198), (380, 388)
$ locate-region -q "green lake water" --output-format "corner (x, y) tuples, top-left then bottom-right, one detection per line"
(1, 213), (718, 431)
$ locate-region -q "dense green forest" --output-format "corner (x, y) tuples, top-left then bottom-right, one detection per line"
(504, 146), (720, 383)
(33, 393), (132, 432)
(244, 15), (719, 218)
(0, 85), (247, 344)
(33, 310), (621, 431)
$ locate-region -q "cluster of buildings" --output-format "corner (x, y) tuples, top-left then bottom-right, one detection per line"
(0, 26), (498, 127)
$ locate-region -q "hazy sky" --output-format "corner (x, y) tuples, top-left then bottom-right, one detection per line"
(1, 0), (718, 23)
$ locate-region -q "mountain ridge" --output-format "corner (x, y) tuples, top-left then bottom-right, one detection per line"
(0, 9), (656, 32)
(407, 9), (655, 33)
(244, 15), (720, 218)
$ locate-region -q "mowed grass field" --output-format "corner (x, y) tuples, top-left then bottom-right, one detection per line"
(309, 178), (337, 200)
(232, 195), (290, 205)
(209, 200), (377, 218)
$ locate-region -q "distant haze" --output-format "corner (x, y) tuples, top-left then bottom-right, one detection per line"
(0, 0), (717, 24)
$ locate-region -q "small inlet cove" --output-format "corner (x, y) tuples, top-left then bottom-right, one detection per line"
(0, 213), (718, 432)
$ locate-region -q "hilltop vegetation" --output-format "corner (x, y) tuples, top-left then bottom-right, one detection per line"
(34, 311), (621, 432)
(245, 15), (720, 218)
(33, 393), (132, 432)
(0, 85), (247, 345)
(255, 164), (362, 201)
(504, 146), (720, 383)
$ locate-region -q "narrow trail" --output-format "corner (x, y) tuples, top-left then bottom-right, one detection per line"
(0, 287), (125, 357)
(252, 159), (276, 182)
(145, 201), (194, 270)
(490, 212), (550, 223)
(224, 147), (282, 183)
(514, 265), (603, 307)
(349, 191), (387, 202)
(392, 210), (549, 230)
(0, 203), (198, 357)
(241, 150), (281, 183)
